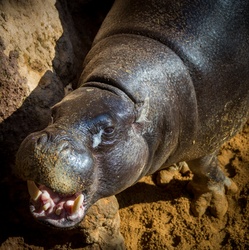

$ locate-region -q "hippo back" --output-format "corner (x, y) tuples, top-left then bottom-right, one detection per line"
(90, 0), (249, 163)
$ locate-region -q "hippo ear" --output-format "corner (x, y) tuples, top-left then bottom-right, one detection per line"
(133, 97), (150, 132)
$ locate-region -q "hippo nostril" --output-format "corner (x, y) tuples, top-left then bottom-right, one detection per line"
(36, 133), (48, 145)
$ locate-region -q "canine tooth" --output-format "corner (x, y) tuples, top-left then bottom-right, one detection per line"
(72, 194), (84, 214)
(27, 180), (42, 201)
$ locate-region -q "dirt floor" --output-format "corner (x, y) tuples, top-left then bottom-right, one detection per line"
(0, 122), (248, 249)
(116, 121), (249, 249)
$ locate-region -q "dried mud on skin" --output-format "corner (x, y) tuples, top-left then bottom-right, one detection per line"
(0, 123), (249, 249)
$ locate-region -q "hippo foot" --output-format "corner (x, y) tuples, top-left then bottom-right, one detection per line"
(188, 176), (238, 218)
(27, 181), (85, 228)
(155, 161), (191, 186)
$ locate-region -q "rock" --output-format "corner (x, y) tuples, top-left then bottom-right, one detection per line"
(0, 0), (65, 164)
(0, 0), (63, 93)
(80, 196), (126, 249)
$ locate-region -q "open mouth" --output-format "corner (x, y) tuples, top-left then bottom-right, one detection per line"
(27, 181), (85, 228)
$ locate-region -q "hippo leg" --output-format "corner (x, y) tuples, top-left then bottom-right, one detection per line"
(187, 154), (238, 218)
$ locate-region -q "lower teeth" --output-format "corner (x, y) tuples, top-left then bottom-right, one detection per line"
(42, 202), (50, 211)
(55, 207), (63, 215)
(27, 181), (84, 217)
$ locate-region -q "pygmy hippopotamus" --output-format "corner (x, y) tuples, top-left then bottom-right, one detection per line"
(15, 0), (249, 228)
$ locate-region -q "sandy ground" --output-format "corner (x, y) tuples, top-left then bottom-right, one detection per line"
(0, 122), (248, 249)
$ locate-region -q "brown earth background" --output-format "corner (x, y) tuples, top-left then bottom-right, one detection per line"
(0, 0), (248, 249)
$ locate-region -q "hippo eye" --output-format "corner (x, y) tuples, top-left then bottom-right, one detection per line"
(102, 126), (116, 142)
(103, 126), (115, 135)
(92, 126), (115, 148)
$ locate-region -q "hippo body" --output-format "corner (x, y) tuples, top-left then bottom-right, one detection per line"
(16, 0), (249, 228)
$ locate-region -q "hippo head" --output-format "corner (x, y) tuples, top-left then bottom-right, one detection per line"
(15, 83), (149, 228)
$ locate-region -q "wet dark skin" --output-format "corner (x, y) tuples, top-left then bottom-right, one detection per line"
(16, 0), (249, 228)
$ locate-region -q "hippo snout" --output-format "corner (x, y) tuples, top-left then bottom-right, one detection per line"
(15, 128), (97, 228)
(15, 129), (95, 195)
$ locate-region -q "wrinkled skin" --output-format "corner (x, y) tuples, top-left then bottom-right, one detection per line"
(15, 0), (249, 228)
